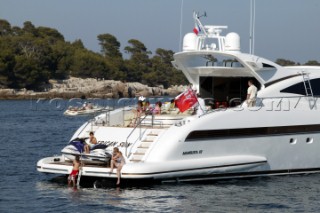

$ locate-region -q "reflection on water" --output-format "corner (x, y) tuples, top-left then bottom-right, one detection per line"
(35, 179), (187, 212)
(32, 173), (320, 213)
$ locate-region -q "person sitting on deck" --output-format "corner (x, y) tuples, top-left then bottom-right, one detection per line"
(152, 101), (162, 115)
(170, 99), (175, 109)
(68, 156), (80, 187)
(109, 147), (126, 185)
(144, 100), (152, 113)
(168, 99), (176, 113)
(84, 132), (97, 153)
(129, 100), (144, 127)
(82, 102), (87, 110)
(87, 102), (93, 109)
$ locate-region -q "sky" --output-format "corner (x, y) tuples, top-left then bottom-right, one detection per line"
(1, 0), (320, 63)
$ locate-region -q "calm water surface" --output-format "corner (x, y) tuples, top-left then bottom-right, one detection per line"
(1, 100), (320, 213)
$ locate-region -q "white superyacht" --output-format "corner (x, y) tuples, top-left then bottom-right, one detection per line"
(37, 13), (320, 184)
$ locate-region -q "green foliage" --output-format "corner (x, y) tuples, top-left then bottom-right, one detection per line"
(0, 19), (189, 91)
(146, 48), (187, 87)
(304, 60), (320, 66)
(0, 19), (187, 90)
(70, 49), (110, 79)
(98, 34), (122, 58)
(275, 58), (297, 66)
(124, 39), (152, 83)
(0, 20), (12, 36)
(13, 55), (49, 89)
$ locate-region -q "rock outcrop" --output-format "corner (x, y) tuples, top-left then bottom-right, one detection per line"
(0, 77), (186, 99)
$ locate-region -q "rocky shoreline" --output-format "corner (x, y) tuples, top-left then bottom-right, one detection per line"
(0, 77), (186, 100)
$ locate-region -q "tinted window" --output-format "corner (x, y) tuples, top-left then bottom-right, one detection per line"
(280, 78), (320, 95)
(262, 63), (275, 68)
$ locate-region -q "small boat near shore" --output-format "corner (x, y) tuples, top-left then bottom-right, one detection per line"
(37, 12), (320, 185)
(64, 102), (105, 116)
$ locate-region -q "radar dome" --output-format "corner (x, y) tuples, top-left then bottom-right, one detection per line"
(224, 32), (240, 52)
(183, 33), (198, 51)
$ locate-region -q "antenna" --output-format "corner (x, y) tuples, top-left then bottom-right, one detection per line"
(249, 0), (256, 54)
(179, 0), (184, 51)
(198, 11), (207, 19)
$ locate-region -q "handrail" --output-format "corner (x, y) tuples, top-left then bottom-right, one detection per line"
(125, 112), (151, 157)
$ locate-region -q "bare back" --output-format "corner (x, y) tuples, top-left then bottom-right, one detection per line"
(73, 160), (80, 171)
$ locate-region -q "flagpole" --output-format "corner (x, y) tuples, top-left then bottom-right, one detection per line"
(193, 12), (207, 36)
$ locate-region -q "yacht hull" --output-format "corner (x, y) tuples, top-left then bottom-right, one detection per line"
(37, 153), (320, 182)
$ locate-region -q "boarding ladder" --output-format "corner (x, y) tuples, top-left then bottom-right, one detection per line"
(129, 129), (163, 163)
(105, 109), (110, 126)
(300, 71), (316, 108)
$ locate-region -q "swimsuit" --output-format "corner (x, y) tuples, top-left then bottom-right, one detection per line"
(115, 156), (125, 167)
(70, 170), (79, 176)
(88, 137), (97, 149)
(89, 143), (96, 149)
(68, 170), (79, 181)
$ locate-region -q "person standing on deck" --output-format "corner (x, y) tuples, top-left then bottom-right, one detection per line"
(196, 93), (206, 117)
(246, 80), (257, 107)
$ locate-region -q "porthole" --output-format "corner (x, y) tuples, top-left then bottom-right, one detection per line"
(306, 137), (313, 144)
(289, 138), (297, 144)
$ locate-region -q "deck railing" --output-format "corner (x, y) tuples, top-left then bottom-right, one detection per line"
(125, 113), (152, 157)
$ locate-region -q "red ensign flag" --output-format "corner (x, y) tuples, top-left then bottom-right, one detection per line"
(193, 23), (201, 35)
(175, 89), (198, 112)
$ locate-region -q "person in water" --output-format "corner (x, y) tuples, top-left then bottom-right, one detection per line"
(109, 147), (126, 185)
(84, 132), (97, 153)
(68, 156), (80, 187)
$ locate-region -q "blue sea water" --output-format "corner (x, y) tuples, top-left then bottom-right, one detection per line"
(1, 99), (320, 213)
